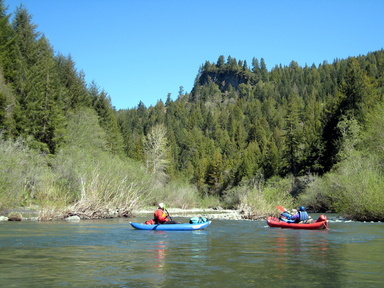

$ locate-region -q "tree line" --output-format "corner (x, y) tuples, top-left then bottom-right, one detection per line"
(0, 2), (123, 156)
(117, 51), (384, 193)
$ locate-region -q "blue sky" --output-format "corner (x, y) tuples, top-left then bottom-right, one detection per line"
(6, 0), (384, 110)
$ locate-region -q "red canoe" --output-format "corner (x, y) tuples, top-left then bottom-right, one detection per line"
(267, 214), (329, 230)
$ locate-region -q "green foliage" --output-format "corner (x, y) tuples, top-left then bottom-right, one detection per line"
(297, 176), (332, 213)
(90, 81), (124, 155)
(0, 67), (16, 135)
(1, 2), (384, 219)
(303, 152), (384, 221)
(0, 0), (12, 66)
(39, 109), (154, 219)
(363, 101), (384, 159)
(0, 135), (53, 210)
(300, 102), (384, 220)
(147, 178), (201, 209)
(237, 175), (295, 218)
(0, 5), (90, 154)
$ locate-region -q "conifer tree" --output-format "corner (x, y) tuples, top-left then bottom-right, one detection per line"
(90, 81), (124, 155)
(55, 54), (91, 110)
(147, 99), (166, 128)
(0, 0), (13, 70)
(10, 7), (64, 153)
(205, 148), (223, 194)
(341, 58), (377, 121)
(28, 36), (65, 153)
(9, 6), (39, 97)
(260, 58), (268, 82)
(0, 67), (16, 137)
(217, 55), (225, 67)
(284, 93), (302, 175)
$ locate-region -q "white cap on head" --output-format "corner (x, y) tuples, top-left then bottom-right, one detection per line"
(158, 203), (165, 209)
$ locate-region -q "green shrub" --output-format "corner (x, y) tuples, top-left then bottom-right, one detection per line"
(198, 194), (222, 209)
(328, 153), (384, 220)
(238, 176), (295, 218)
(42, 109), (153, 219)
(148, 178), (201, 209)
(297, 176), (334, 212)
(303, 151), (384, 220)
(0, 136), (52, 209)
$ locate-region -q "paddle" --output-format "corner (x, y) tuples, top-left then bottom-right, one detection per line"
(276, 205), (287, 212)
(164, 206), (173, 221)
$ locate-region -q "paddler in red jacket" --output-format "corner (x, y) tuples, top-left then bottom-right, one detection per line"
(154, 203), (170, 224)
(144, 203), (179, 224)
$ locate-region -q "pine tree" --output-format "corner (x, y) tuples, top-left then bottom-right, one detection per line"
(217, 55), (225, 67)
(9, 5), (39, 97)
(0, 0), (13, 70)
(10, 7), (65, 153)
(55, 54), (91, 110)
(341, 58), (377, 121)
(260, 58), (268, 82)
(284, 94), (302, 176)
(28, 36), (66, 153)
(90, 81), (124, 155)
(205, 148), (223, 195)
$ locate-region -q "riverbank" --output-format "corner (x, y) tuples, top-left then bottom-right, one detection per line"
(0, 206), (265, 221)
(133, 207), (245, 220)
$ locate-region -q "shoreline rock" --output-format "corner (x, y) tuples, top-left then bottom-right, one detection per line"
(0, 216), (8, 222)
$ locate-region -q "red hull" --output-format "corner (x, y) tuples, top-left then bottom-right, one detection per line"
(267, 214), (328, 230)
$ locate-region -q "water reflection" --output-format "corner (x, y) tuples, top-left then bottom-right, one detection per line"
(266, 227), (351, 286)
(152, 231), (167, 268)
(1, 218), (384, 287)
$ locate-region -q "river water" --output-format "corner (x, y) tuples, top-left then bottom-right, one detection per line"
(0, 214), (383, 287)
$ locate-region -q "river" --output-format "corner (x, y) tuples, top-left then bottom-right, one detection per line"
(0, 214), (383, 287)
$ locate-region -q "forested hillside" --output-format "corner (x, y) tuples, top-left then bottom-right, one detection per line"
(117, 53), (384, 188)
(0, 3), (123, 155)
(1, 1), (384, 220)
(0, 2), (144, 219)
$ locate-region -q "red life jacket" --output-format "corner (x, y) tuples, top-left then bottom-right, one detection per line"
(154, 209), (169, 224)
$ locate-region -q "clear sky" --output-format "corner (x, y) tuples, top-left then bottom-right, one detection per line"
(5, 0), (384, 110)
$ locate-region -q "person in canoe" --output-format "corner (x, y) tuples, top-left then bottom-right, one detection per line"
(145, 203), (179, 225)
(290, 206), (312, 223)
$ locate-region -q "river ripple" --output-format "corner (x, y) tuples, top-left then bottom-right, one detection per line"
(0, 214), (383, 287)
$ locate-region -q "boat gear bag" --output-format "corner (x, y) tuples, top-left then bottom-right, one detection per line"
(189, 217), (208, 224)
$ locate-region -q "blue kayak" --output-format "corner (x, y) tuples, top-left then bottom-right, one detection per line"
(130, 221), (211, 231)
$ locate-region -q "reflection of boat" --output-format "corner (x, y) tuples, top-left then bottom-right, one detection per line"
(267, 215), (328, 230)
(130, 221), (211, 231)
